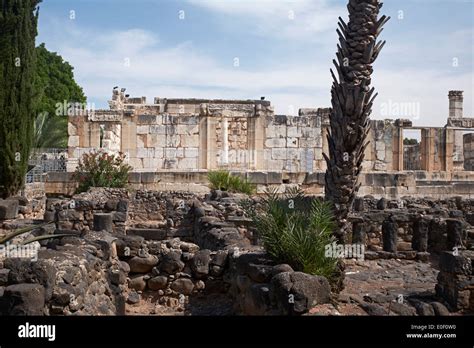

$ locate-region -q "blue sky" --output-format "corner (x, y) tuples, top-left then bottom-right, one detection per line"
(37, 0), (473, 126)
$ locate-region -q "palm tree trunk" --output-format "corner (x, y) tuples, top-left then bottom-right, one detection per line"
(324, 0), (389, 241)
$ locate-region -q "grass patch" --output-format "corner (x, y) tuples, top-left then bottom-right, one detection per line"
(208, 170), (255, 195)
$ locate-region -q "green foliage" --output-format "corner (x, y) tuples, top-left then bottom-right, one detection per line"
(208, 170), (255, 195)
(403, 138), (418, 146)
(0, 0), (41, 198)
(244, 188), (339, 279)
(73, 150), (132, 193)
(34, 43), (86, 148)
(34, 111), (68, 149)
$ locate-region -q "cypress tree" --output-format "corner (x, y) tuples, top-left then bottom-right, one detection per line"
(0, 0), (41, 198)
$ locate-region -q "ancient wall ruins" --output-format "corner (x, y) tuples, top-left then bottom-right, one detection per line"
(48, 88), (474, 198)
(68, 88), (473, 175)
(464, 133), (474, 171)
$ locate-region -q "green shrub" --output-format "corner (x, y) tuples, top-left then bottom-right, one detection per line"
(73, 150), (132, 193)
(208, 170), (255, 195)
(244, 188), (339, 280)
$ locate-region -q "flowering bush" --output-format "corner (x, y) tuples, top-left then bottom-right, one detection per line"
(73, 151), (132, 193)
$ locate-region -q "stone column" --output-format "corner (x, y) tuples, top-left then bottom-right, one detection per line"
(222, 118), (229, 165)
(249, 103), (271, 170)
(382, 216), (398, 252)
(89, 122), (101, 149)
(446, 218), (464, 250)
(198, 115), (208, 169)
(352, 219), (366, 245)
(353, 197), (365, 212)
(206, 117), (218, 169)
(449, 90), (463, 118)
(420, 128), (432, 171)
(392, 127), (403, 171)
(321, 126), (329, 171)
(121, 118), (137, 160)
(448, 91), (464, 170)
(412, 216), (429, 252)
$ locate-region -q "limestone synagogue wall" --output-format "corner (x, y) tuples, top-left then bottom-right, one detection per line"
(67, 88), (333, 173)
(68, 88), (473, 175)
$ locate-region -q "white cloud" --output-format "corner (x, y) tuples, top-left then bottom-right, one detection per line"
(41, 14), (472, 127)
(186, 0), (344, 42)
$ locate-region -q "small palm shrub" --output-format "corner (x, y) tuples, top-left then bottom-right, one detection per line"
(208, 170), (255, 195)
(73, 150), (132, 193)
(0, 221), (72, 246)
(244, 188), (339, 280)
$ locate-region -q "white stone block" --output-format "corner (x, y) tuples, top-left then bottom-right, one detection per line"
(375, 141), (386, 151)
(287, 148), (300, 160)
(181, 135), (199, 147)
(301, 127), (320, 138)
(315, 136), (323, 147)
(314, 148), (323, 160)
(265, 138), (286, 148)
(137, 125), (149, 134)
(147, 134), (167, 148)
(154, 148), (164, 159)
(137, 135), (145, 148)
(149, 125), (166, 134)
(376, 150), (386, 161)
(129, 158), (143, 170)
(177, 157), (197, 169)
(272, 148), (287, 160)
(287, 127), (301, 138)
(299, 138), (316, 148)
(228, 149), (248, 165)
(143, 157), (163, 170)
(287, 138), (298, 148)
(266, 159), (285, 171)
(185, 147), (199, 158)
(263, 149), (272, 160)
(164, 135), (181, 147)
(136, 147), (155, 159)
(68, 136), (80, 147)
(266, 125), (286, 138)
(68, 122), (77, 136)
(234, 149), (248, 165)
(374, 161), (386, 171)
(164, 148), (176, 158)
(177, 124), (199, 135)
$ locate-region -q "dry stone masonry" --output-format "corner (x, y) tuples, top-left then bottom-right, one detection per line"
(1, 187), (473, 316)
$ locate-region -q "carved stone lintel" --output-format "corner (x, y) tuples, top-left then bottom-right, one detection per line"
(88, 110), (123, 122)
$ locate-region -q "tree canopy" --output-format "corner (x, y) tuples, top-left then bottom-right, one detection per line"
(34, 43), (86, 148)
(0, 0), (41, 197)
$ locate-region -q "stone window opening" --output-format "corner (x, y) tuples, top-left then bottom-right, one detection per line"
(403, 129), (421, 171)
(99, 124), (105, 148)
(463, 132), (474, 171)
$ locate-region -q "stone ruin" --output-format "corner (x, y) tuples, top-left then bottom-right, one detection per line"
(1, 87), (473, 317)
(49, 88), (474, 198)
(0, 187), (473, 316)
(0, 189), (334, 315)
